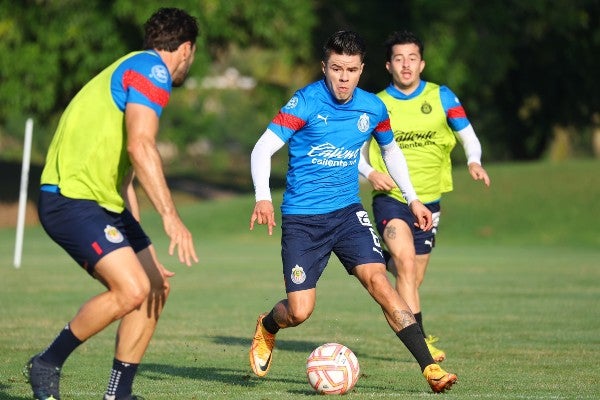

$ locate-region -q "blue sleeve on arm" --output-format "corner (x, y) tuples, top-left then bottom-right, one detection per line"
(440, 85), (470, 131)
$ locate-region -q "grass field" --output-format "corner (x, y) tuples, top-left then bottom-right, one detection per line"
(1, 159), (599, 399)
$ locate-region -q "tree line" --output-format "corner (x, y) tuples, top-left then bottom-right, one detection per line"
(1, 0), (598, 169)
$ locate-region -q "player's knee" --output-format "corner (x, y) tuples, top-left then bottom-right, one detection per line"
(366, 270), (393, 294)
(119, 279), (151, 313)
(287, 307), (312, 326)
(390, 254), (416, 272)
(415, 276), (425, 287)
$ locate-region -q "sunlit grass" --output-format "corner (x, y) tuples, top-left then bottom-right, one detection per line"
(1, 159), (598, 399)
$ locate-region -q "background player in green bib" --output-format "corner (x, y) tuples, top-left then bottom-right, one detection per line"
(359, 30), (490, 362)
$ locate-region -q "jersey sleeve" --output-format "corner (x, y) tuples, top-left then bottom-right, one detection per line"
(266, 91), (310, 142)
(111, 52), (172, 117)
(380, 141), (418, 204)
(371, 97), (394, 146)
(251, 129), (286, 201)
(439, 85), (470, 131)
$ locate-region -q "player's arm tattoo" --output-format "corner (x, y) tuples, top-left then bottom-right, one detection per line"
(393, 309), (416, 329)
(384, 225), (397, 240)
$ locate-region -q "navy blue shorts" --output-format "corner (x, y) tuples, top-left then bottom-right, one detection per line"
(280, 203), (384, 293)
(38, 188), (151, 275)
(372, 195), (441, 255)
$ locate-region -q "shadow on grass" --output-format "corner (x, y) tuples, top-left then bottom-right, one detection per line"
(139, 363), (423, 396)
(137, 335), (413, 394)
(140, 363), (312, 391)
(210, 335), (321, 354)
(0, 382), (30, 400)
(209, 335), (399, 363)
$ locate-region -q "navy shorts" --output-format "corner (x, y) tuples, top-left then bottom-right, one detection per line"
(372, 195), (441, 255)
(38, 187), (151, 275)
(280, 203), (384, 293)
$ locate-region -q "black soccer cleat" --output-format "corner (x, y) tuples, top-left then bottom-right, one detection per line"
(23, 354), (61, 400)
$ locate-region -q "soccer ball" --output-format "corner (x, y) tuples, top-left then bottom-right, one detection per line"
(306, 343), (360, 395)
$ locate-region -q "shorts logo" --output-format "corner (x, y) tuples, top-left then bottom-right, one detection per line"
(285, 96), (298, 109)
(104, 225), (124, 244)
(357, 113), (370, 133)
(355, 210), (373, 227)
(432, 211), (440, 227)
(290, 265), (306, 284)
(150, 65), (169, 84)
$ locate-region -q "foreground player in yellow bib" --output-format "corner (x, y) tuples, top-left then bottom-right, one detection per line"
(359, 30), (491, 363)
(25, 8), (199, 400)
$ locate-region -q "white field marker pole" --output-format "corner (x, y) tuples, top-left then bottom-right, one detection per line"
(14, 117), (33, 268)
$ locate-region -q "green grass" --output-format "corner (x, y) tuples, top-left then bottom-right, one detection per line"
(1, 159), (599, 399)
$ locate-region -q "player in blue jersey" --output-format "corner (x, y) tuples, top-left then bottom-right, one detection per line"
(248, 30), (457, 393)
(359, 30), (491, 363)
(24, 8), (199, 400)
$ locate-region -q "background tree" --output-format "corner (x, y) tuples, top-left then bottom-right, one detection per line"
(0, 0), (598, 176)
(313, 0), (600, 160)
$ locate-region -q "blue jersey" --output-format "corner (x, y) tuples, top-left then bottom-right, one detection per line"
(268, 79), (394, 215)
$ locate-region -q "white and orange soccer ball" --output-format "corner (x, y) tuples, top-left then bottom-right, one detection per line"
(306, 343), (360, 395)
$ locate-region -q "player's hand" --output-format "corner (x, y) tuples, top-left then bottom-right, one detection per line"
(409, 200), (433, 231)
(368, 170), (397, 191)
(162, 214), (199, 267)
(148, 244), (175, 278)
(158, 262), (175, 278)
(468, 162), (491, 187)
(250, 200), (276, 235)
(154, 257), (175, 278)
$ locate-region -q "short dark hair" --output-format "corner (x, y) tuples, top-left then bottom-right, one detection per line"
(323, 30), (367, 63)
(143, 8), (199, 51)
(384, 30), (424, 61)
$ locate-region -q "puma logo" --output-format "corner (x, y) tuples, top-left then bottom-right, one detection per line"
(317, 114), (329, 125)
